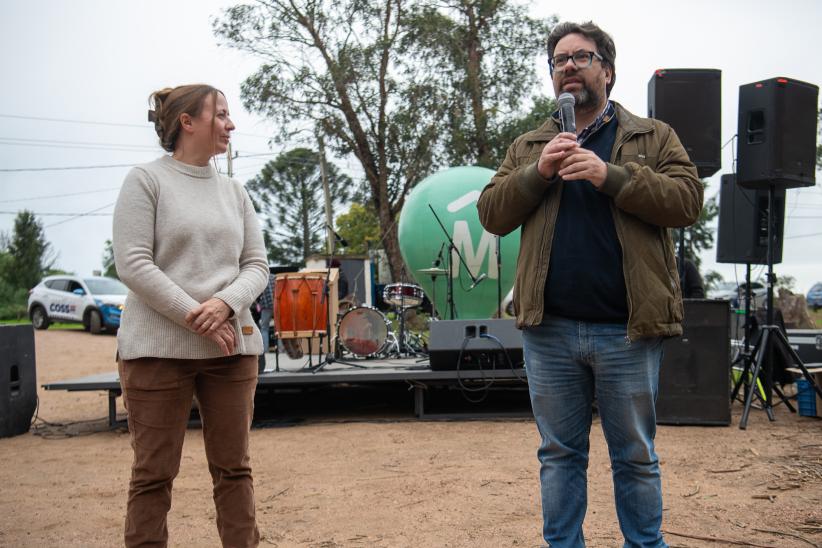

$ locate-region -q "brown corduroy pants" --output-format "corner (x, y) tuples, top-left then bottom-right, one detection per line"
(118, 355), (260, 548)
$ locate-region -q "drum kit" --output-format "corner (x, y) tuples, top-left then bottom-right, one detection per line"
(337, 277), (434, 359)
(274, 268), (444, 362)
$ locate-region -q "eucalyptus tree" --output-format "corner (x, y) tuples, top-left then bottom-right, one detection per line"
(215, 0), (554, 278)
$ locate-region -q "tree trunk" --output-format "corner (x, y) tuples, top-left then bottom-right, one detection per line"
(464, 3), (491, 167)
(376, 201), (406, 283)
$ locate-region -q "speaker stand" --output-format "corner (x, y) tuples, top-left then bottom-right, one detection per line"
(737, 184), (822, 429)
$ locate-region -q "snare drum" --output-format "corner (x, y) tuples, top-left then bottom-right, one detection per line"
(383, 283), (424, 308)
(337, 306), (391, 357)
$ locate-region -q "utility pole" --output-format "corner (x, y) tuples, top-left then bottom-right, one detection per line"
(227, 142), (234, 178)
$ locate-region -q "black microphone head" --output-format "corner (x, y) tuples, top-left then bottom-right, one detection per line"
(557, 92), (576, 108)
(557, 92), (576, 134)
(469, 272), (488, 290)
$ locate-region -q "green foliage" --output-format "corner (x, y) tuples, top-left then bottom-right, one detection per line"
(490, 95), (556, 168)
(102, 239), (118, 279)
(335, 203), (382, 254)
(6, 210), (56, 290)
(214, 0), (555, 279)
(215, 1), (444, 212)
(403, 1), (555, 168)
(247, 148), (351, 264)
(0, 252), (28, 320)
(703, 270), (724, 293)
(680, 181), (718, 270)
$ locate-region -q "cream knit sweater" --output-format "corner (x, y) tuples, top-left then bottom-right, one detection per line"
(112, 155), (269, 360)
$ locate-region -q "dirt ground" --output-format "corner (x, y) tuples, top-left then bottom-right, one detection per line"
(0, 329), (820, 548)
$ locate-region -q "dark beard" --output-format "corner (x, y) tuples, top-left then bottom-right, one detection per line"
(572, 84), (602, 113)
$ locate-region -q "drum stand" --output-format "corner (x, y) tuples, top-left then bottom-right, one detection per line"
(383, 279), (427, 359)
(308, 253), (367, 373)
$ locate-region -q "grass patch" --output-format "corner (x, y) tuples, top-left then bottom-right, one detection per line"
(0, 319), (84, 330)
(810, 308), (822, 329)
(0, 319), (29, 325)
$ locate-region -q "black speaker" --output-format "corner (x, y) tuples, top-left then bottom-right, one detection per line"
(0, 325), (37, 438)
(716, 173), (785, 264)
(737, 77), (818, 189)
(648, 68), (721, 178)
(656, 299), (731, 426)
(428, 319), (523, 371)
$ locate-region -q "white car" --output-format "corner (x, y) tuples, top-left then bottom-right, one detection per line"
(708, 280), (767, 310)
(27, 275), (127, 334)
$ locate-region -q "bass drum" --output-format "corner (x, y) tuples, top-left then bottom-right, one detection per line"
(337, 306), (391, 358)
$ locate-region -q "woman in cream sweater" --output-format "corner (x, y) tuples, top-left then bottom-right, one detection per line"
(112, 84), (268, 548)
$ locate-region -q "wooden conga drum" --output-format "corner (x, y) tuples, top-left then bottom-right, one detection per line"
(274, 270), (339, 344)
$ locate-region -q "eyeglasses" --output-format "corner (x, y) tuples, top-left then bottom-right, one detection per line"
(549, 50), (603, 72)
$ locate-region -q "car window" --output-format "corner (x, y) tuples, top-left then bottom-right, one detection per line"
(83, 278), (128, 296)
(46, 279), (69, 291)
(66, 280), (84, 293)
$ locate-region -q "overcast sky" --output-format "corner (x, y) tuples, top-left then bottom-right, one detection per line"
(1, 0), (820, 293)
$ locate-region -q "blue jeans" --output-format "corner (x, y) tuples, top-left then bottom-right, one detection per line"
(522, 315), (666, 548)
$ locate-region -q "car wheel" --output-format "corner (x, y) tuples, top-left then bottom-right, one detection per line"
(89, 310), (103, 334)
(31, 306), (50, 330)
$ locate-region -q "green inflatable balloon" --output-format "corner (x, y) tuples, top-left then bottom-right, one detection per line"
(398, 166), (520, 319)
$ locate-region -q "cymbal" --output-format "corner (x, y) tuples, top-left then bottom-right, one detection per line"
(418, 267), (447, 275)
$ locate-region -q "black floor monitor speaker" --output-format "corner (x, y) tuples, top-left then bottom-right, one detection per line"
(716, 173), (785, 264)
(0, 325), (37, 438)
(648, 68), (721, 178)
(736, 77), (818, 189)
(429, 319), (523, 371)
(657, 299), (731, 426)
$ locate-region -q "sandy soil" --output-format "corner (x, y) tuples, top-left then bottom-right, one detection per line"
(0, 328), (820, 548)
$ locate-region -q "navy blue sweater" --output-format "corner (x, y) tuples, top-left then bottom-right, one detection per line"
(543, 117), (628, 322)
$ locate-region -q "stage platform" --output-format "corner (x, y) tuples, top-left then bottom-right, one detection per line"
(42, 353), (530, 426)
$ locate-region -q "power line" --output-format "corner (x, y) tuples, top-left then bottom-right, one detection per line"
(0, 113), (146, 128)
(0, 142), (158, 153)
(0, 163), (138, 173)
(44, 202), (116, 228)
(0, 210), (112, 216)
(0, 136), (158, 150)
(0, 187), (121, 203)
(0, 154), (366, 174)
(0, 112), (274, 139)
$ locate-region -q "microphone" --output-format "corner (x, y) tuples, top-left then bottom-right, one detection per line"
(557, 92), (576, 135)
(326, 224), (348, 247)
(433, 242), (446, 267)
(468, 273), (487, 291)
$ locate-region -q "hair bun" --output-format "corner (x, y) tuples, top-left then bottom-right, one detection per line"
(149, 87), (175, 144)
(147, 84), (220, 153)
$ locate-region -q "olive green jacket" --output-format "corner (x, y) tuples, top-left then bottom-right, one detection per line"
(477, 101), (703, 340)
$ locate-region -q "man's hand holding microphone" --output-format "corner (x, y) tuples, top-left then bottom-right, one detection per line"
(537, 92), (608, 188)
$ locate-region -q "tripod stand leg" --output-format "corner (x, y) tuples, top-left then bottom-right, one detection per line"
(733, 330), (767, 406)
(740, 329), (774, 429)
(772, 384), (796, 413)
(773, 328), (822, 400)
(730, 351), (751, 403)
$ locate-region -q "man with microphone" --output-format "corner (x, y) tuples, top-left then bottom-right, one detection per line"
(477, 21), (702, 547)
